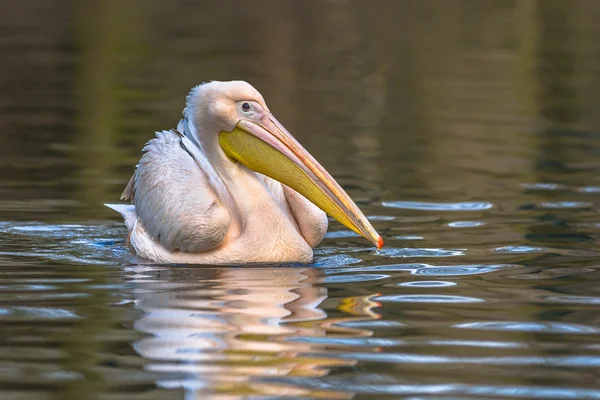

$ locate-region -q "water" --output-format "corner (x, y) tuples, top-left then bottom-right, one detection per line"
(2, 1), (600, 399)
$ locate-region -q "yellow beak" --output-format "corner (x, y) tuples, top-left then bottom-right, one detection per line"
(219, 114), (383, 249)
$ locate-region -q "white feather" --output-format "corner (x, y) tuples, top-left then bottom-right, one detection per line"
(105, 203), (136, 231)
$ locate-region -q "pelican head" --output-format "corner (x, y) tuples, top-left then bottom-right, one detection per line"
(183, 80), (383, 249)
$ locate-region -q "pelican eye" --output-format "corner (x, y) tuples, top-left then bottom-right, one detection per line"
(241, 102), (251, 112)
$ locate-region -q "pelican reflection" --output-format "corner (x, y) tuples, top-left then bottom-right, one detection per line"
(127, 266), (380, 398)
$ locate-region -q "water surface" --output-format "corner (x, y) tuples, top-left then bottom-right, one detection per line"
(2, 1), (600, 399)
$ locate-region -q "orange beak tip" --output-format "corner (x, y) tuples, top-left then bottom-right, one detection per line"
(377, 236), (384, 250)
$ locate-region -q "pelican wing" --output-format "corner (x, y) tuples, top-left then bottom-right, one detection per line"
(123, 130), (231, 253)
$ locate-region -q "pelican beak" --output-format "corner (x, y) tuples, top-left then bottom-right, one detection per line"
(219, 114), (383, 249)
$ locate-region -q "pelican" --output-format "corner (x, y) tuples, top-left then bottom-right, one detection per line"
(106, 81), (382, 264)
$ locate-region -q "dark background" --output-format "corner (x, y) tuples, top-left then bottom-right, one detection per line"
(1, 0), (599, 222)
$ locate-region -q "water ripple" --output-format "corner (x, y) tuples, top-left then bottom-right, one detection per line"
(382, 201), (494, 211)
(392, 235), (425, 240)
(448, 221), (485, 227)
(375, 294), (484, 303)
(264, 377), (600, 398)
(367, 215), (396, 221)
(308, 352), (600, 367)
(285, 338), (524, 349)
(324, 274), (390, 284)
(314, 254), (362, 268)
(379, 248), (466, 258)
(0, 306), (79, 320)
(329, 264), (515, 276)
(522, 183), (564, 190)
(398, 281), (457, 287)
(543, 295), (600, 305)
(495, 246), (600, 257)
(429, 340), (525, 349)
(333, 320), (407, 329)
(0, 223), (131, 265)
(414, 264), (514, 276)
(454, 321), (600, 334)
(286, 337), (403, 347)
(538, 201), (593, 209)
(495, 246), (546, 253)
(324, 230), (360, 239)
(578, 186), (600, 193)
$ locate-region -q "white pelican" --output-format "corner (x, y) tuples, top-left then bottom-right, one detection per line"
(106, 81), (382, 264)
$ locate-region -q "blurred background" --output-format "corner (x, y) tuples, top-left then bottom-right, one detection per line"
(1, 0), (599, 221)
(2, 1), (600, 399)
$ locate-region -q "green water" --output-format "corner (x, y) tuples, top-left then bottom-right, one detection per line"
(1, 1), (600, 399)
